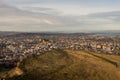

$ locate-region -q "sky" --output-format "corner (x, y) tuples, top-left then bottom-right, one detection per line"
(0, 0), (120, 32)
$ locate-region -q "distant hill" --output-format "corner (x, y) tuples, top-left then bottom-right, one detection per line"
(0, 31), (20, 36)
(0, 30), (119, 37)
(1, 49), (119, 80)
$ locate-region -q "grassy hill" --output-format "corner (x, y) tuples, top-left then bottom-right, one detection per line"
(2, 49), (120, 80)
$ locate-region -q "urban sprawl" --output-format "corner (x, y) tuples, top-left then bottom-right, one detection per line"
(0, 33), (120, 68)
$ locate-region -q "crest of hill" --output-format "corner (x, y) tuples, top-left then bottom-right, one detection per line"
(5, 49), (120, 80)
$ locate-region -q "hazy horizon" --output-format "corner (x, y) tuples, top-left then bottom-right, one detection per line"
(0, 0), (120, 32)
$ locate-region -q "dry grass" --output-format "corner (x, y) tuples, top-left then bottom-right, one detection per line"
(3, 49), (120, 80)
(66, 50), (120, 80)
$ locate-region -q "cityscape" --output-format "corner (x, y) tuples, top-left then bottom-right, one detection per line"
(0, 0), (120, 80)
(0, 32), (120, 68)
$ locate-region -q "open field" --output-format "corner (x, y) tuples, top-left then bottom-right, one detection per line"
(1, 49), (120, 80)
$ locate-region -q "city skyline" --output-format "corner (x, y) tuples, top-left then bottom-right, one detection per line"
(0, 0), (120, 32)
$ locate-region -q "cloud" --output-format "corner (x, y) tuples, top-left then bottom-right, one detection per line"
(0, 3), (120, 32)
(0, 4), (62, 31)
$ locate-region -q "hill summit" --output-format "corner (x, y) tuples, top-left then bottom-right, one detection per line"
(2, 49), (120, 80)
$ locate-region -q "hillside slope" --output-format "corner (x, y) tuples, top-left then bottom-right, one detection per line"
(5, 49), (120, 80)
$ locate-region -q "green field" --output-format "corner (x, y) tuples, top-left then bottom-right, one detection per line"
(1, 49), (120, 80)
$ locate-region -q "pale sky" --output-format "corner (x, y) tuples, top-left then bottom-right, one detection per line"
(0, 0), (120, 32)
